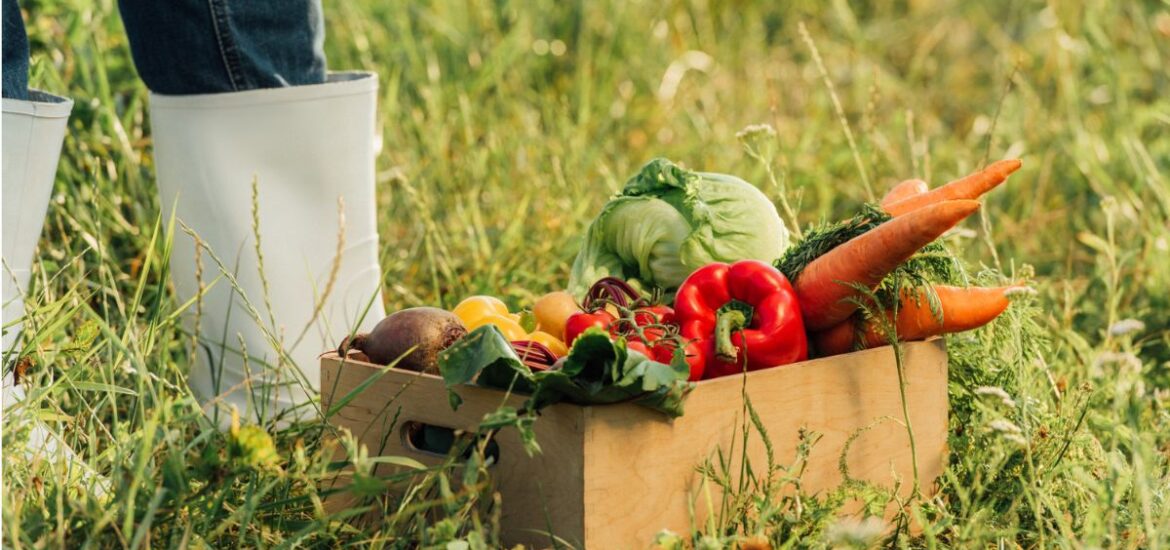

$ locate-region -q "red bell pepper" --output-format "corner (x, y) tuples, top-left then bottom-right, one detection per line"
(674, 260), (808, 379)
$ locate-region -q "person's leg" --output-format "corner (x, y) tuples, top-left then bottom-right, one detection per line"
(2, 0), (88, 470)
(2, 0), (30, 100)
(118, 0), (385, 427)
(117, 0), (325, 94)
(2, 92), (73, 439)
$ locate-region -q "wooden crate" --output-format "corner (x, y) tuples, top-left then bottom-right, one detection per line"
(321, 339), (948, 548)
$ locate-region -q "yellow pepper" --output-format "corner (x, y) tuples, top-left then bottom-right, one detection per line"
(453, 296), (509, 325)
(524, 330), (569, 357)
(454, 295), (569, 357)
(464, 312), (527, 341)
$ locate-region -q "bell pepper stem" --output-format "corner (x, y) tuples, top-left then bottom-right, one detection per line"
(714, 307), (749, 363)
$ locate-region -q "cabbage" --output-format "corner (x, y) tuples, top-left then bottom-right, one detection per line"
(569, 158), (790, 297)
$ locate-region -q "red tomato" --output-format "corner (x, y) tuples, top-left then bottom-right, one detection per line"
(625, 340), (653, 357)
(646, 337), (706, 381)
(609, 305), (676, 339)
(637, 305), (676, 326)
(564, 310), (616, 347)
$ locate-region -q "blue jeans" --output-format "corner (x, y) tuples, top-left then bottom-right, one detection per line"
(2, 0), (326, 99)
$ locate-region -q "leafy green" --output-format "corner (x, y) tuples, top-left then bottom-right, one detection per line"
(534, 328), (695, 415)
(437, 325), (695, 417)
(568, 158), (790, 297)
(436, 324), (537, 409)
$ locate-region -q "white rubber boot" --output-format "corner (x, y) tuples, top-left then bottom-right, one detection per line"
(150, 72), (386, 427)
(2, 90), (73, 453)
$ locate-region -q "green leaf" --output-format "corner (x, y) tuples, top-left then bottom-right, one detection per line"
(622, 157), (699, 195)
(440, 323), (694, 418)
(462, 450), (483, 487)
(568, 158), (790, 297)
(438, 325), (535, 407)
(438, 325), (512, 386)
(367, 455), (427, 470)
(447, 390), (463, 411)
(478, 407), (541, 456)
(71, 381), (137, 395)
(162, 452), (187, 495)
(478, 406), (523, 430)
(635, 352), (689, 392)
(348, 472), (389, 498)
(72, 319), (100, 350)
(517, 310), (539, 333)
(535, 330), (693, 417)
(556, 327), (622, 386)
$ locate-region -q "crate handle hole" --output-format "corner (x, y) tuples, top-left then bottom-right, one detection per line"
(400, 421), (500, 465)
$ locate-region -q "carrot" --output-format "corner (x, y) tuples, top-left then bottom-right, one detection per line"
(860, 285), (1016, 346)
(794, 200), (981, 331)
(812, 320), (856, 356)
(884, 159), (1022, 216)
(812, 285), (1017, 356)
(880, 179), (929, 208)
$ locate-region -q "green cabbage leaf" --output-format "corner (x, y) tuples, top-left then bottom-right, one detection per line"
(569, 158), (789, 296)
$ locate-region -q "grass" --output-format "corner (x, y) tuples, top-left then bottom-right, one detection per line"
(4, 0), (1170, 547)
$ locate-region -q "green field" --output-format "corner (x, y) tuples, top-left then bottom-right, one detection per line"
(5, 1), (1170, 547)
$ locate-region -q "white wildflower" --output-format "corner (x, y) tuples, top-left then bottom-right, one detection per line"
(1091, 351), (1146, 396)
(1092, 351), (1143, 374)
(1108, 319), (1145, 337)
(988, 419), (1027, 445)
(988, 419), (1022, 434)
(1005, 286), (1038, 298)
(948, 227), (979, 239)
(695, 535), (724, 550)
(826, 516), (886, 548)
(736, 123), (778, 140)
(653, 530), (685, 550)
(1100, 195), (1118, 211)
(975, 386), (1018, 408)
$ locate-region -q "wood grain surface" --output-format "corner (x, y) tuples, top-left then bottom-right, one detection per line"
(321, 339), (949, 548)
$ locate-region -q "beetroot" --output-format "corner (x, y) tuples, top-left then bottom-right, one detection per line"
(339, 307), (467, 373)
